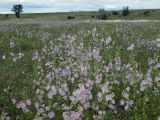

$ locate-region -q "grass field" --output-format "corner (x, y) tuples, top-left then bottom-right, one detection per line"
(0, 10), (160, 120)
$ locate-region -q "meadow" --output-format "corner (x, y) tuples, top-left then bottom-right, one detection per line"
(0, 20), (160, 120)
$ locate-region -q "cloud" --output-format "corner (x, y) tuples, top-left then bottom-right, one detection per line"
(0, 0), (160, 13)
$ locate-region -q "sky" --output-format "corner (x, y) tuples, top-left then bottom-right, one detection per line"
(0, 0), (160, 14)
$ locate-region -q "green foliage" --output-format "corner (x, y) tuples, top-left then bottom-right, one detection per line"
(122, 6), (130, 16)
(11, 4), (23, 18)
(97, 8), (108, 20)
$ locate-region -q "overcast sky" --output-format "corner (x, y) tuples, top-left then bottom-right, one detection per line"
(0, 0), (160, 13)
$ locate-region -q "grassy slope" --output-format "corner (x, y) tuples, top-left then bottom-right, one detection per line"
(0, 9), (160, 21)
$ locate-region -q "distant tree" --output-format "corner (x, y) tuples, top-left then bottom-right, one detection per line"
(144, 10), (150, 16)
(112, 11), (119, 15)
(11, 4), (23, 18)
(97, 8), (108, 20)
(67, 16), (75, 19)
(122, 6), (129, 16)
(91, 15), (95, 18)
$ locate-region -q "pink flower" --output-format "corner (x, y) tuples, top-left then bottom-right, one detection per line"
(46, 71), (54, 81)
(95, 74), (102, 84)
(71, 111), (76, 120)
(16, 101), (26, 109)
(92, 48), (102, 62)
(26, 99), (31, 106)
(61, 68), (71, 77)
(105, 93), (114, 102)
(48, 111), (55, 118)
(79, 64), (88, 76)
(47, 86), (57, 99)
(32, 51), (39, 60)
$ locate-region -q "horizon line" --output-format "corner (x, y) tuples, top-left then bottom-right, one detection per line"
(0, 8), (160, 14)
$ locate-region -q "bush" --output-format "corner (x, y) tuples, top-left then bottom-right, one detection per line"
(112, 11), (119, 15)
(91, 15), (95, 18)
(5, 14), (9, 18)
(97, 8), (108, 20)
(144, 10), (150, 16)
(67, 16), (75, 19)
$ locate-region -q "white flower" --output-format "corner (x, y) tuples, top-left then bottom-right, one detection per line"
(2, 55), (5, 59)
(125, 105), (129, 111)
(127, 44), (134, 51)
(10, 41), (15, 48)
(48, 111), (55, 118)
(122, 91), (129, 99)
(105, 36), (112, 45)
(120, 99), (125, 105)
(105, 93), (114, 102)
(47, 86), (57, 99)
(156, 63), (160, 69)
(26, 99), (31, 106)
(11, 99), (16, 104)
(155, 76), (160, 87)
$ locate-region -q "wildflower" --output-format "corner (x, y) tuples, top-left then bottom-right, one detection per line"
(95, 74), (102, 84)
(79, 64), (88, 76)
(10, 41), (15, 48)
(46, 71), (54, 81)
(47, 86), (57, 99)
(122, 91), (129, 99)
(11, 99), (16, 104)
(2, 55), (5, 59)
(155, 76), (160, 87)
(32, 50), (39, 60)
(92, 48), (102, 62)
(105, 93), (114, 102)
(71, 111), (76, 120)
(127, 43), (134, 51)
(48, 111), (55, 118)
(58, 88), (66, 96)
(38, 108), (44, 113)
(16, 101), (26, 109)
(84, 102), (91, 109)
(22, 108), (29, 113)
(156, 63), (160, 69)
(26, 99), (31, 106)
(120, 99), (125, 105)
(97, 92), (103, 102)
(105, 36), (112, 45)
(61, 68), (71, 77)
(92, 27), (96, 38)
(115, 57), (121, 71)
(101, 83), (109, 93)
(148, 58), (157, 65)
